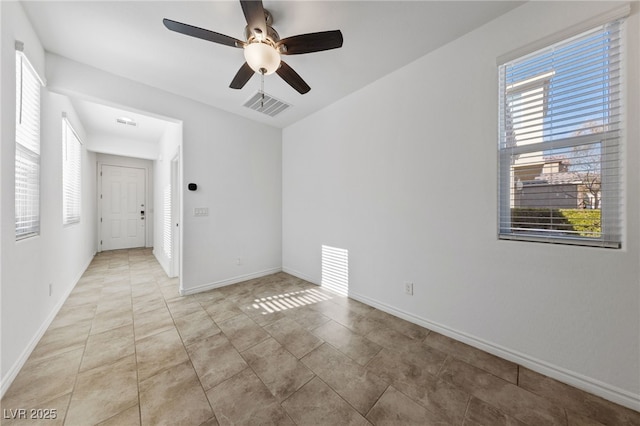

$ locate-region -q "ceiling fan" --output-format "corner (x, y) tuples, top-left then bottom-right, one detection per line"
(163, 0), (343, 94)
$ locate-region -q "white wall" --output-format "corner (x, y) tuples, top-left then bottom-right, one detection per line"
(96, 153), (154, 250)
(45, 52), (283, 294)
(88, 133), (159, 160)
(282, 1), (640, 409)
(1, 0), (282, 394)
(153, 122), (182, 276)
(1, 4), (4, 369)
(1, 1), (97, 395)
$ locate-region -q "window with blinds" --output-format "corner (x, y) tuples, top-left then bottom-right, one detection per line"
(498, 19), (623, 248)
(62, 117), (82, 225)
(15, 50), (42, 240)
(163, 184), (172, 260)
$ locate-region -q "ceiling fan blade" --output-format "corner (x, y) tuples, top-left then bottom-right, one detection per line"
(240, 0), (267, 40)
(163, 18), (244, 48)
(230, 62), (255, 89)
(277, 30), (343, 55)
(277, 61), (310, 94)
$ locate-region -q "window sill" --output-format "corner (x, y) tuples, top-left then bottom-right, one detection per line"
(498, 233), (620, 249)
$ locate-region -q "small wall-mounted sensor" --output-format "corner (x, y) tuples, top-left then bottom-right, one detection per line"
(188, 183), (197, 191)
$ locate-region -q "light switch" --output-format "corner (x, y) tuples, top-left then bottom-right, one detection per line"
(194, 207), (209, 216)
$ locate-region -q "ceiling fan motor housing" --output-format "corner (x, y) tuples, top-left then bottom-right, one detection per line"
(244, 9), (280, 45)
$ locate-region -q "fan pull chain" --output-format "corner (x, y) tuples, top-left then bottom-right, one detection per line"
(260, 72), (265, 110)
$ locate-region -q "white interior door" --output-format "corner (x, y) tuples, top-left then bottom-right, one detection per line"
(101, 165), (146, 251)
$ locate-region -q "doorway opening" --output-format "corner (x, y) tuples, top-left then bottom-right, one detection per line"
(71, 97), (182, 282)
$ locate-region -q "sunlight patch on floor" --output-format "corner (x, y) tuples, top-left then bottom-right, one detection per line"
(250, 288), (333, 314)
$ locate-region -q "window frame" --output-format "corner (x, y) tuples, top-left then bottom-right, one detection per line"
(497, 19), (624, 249)
(15, 48), (43, 241)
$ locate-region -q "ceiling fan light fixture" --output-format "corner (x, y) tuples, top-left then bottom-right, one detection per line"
(244, 42), (281, 75)
(163, 0), (344, 94)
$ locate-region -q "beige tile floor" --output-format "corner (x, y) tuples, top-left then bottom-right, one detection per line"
(2, 248), (639, 425)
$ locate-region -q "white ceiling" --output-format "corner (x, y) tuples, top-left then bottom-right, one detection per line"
(23, 1), (524, 130)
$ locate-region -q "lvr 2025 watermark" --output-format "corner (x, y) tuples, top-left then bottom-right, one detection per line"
(3, 408), (57, 420)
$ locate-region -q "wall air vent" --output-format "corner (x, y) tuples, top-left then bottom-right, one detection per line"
(116, 117), (137, 126)
(243, 92), (290, 117)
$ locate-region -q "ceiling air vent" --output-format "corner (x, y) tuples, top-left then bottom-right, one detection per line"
(243, 92), (290, 117)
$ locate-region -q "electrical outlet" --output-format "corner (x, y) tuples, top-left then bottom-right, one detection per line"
(404, 282), (413, 295)
(236, 258), (242, 265)
(49, 283), (52, 296)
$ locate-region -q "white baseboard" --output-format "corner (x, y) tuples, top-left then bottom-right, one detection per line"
(348, 290), (640, 412)
(152, 248), (171, 278)
(179, 267), (283, 296)
(0, 252), (96, 398)
(281, 268), (639, 411)
(281, 266), (318, 285)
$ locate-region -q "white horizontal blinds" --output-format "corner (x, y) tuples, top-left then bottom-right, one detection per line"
(498, 20), (622, 248)
(15, 51), (42, 240)
(62, 118), (82, 224)
(163, 184), (172, 259)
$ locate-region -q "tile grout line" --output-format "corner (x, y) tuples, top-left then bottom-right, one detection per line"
(440, 355), (573, 426)
(168, 278), (228, 425)
(129, 252), (144, 426)
(278, 372), (317, 408)
(175, 312), (217, 423)
(363, 384), (391, 420)
(435, 354), (450, 378)
(61, 257), (103, 425)
(362, 345), (384, 370)
(308, 320), (384, 369)
(314, 375), (372, 421)
(298, 342), (387, 419)
(240, 341), (316, 423)
(460, 395), (472, 426)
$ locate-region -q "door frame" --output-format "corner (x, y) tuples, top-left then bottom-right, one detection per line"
(170, 151), (181, 278)
(97, 160), (153, 252)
